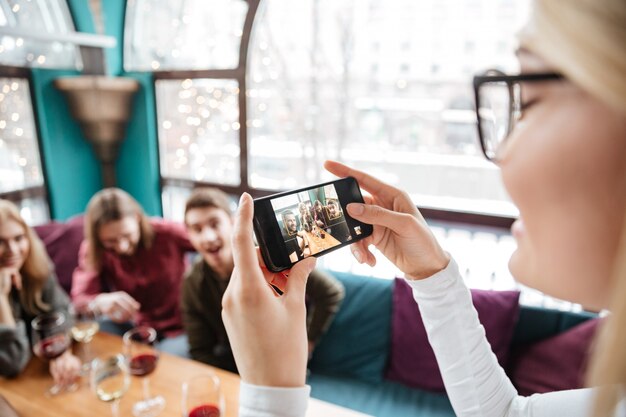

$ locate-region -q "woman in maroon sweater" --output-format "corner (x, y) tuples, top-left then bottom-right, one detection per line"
(71, 188), (194, 356)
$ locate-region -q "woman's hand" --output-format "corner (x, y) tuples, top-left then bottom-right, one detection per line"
(324, 160), (449, 280)
(49, 350), (81, 388)
(93, 291), (140, 323)
(0, 268), (21, 296)
(0, 268), (19, 325)
(222, 193), (316, 387)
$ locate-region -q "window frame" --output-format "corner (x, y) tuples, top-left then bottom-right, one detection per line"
(0, 65), (52, 217)
(147, 0), (515, 229)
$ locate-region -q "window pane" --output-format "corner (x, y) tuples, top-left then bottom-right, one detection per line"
(0, 0), (80, 69)
(124, 0), (248, 71)
(156, 78), (241, 186)
(247, 0), (529, 216)
(0, 77), (45, 193)
(17, 196), (49, 225)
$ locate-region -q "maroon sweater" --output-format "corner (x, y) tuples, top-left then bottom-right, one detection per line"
(71, 219), (194, 337)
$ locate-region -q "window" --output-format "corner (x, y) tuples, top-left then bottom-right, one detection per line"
(124, 0), (248, 71)
(156, 78), (241, 186)
(246, 0), (529, 217)
(127, 0), (530, 218)
(0, 72), (49, 224)
(0, 0), (80, 69)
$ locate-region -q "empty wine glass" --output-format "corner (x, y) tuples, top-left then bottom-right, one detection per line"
(123, 326), (165, 417)
(91, 354), (131, 417)
(31, 311), (72, 396)
(70, 302), (100, 372)
(181, 373), (224, 417)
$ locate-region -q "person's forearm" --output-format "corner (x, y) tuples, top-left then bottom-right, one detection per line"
(407, 258), (517, 416)
(0, 322), (32, 377)
(0, 296), (15, 327)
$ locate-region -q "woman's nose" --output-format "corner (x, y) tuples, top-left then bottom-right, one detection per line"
(201, 227), (217, 242)
(6, 240), (19, 255)
(116, 238), (130, 253)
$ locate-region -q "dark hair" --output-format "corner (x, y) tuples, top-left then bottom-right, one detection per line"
(85, 188), (153, 271)
(184, 187), (232, 224)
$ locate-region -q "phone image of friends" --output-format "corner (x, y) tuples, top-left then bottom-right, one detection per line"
(253, 176), (373, 272)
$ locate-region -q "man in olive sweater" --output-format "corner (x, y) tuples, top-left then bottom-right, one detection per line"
(181, 187), (345, 373)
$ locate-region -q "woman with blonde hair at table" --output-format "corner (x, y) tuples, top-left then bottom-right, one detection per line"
(0, 200), (80, 385)
(220, 0), (626, 416)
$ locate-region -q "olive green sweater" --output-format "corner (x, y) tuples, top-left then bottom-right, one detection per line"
(181, 258), (344, 373)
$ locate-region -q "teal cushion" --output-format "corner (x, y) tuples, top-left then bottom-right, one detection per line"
(511, 306), (597, 346)
(308, 372), (454, 417)
(309, 271), (393, 383)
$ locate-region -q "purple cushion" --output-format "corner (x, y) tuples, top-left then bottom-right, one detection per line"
(386, 278), (520, 392)
(33, 216), (84, 295)
(507, 318), (600, 395)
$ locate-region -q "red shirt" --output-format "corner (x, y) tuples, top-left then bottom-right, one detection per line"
(71, 219), (194, 338)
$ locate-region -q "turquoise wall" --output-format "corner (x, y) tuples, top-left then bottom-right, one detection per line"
(36, 0), (161, 219)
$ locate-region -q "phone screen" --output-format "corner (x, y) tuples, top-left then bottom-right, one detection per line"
(253, 177), (372, 272)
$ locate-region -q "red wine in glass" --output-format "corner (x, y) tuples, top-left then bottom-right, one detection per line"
(31, 311), (72, 396)
(123, 326), (165, 416)
(188, 404), (221, 417)
(129, 353), (158, 377)
(34, 334), (70, 360)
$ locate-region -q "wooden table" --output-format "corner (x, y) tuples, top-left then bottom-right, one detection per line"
(0, 332), (372, 417)
(0, 332), (240, 417)
(305, 230), (341, 255)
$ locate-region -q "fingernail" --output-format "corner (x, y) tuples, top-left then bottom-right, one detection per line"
(348, 203), (364, 215)
(353, 249), (362, 263)
(239, 192), (249, 204)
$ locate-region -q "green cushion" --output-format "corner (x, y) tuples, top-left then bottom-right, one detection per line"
(309, 271), (393, 383)
(511, 305), (597, 346)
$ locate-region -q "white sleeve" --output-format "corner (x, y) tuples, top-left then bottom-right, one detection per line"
(406, 257), (594, 417)
(239, 382), (311, 417)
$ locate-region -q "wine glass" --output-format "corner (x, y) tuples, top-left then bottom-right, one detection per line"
(181, 373), (224, 417)
(31, 311), (72, 396)
(70, 302), (100, 372)
(91, 354), (131, 417)
(123, 326), (165, 417)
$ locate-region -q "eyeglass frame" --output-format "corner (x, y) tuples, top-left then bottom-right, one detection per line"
(473, 70), (564, 162)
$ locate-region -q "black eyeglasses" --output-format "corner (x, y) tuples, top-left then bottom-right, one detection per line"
(473, 70), (564, 162)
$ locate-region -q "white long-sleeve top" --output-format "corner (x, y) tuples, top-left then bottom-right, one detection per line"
(239, 258), (621, 417)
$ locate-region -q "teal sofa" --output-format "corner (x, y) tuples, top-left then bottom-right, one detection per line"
(308, 271), (597, 417)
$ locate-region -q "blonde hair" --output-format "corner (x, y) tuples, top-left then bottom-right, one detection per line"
(520, 0), (626, 115)
(521, 1), (626, 415)
(84, 188), (153, 271)
(0, 200), (51, 314)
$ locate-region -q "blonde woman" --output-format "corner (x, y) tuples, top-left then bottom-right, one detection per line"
(220, 0), (626, 416)
(71, 188), (194, 356)
(0, 200), (81, 385)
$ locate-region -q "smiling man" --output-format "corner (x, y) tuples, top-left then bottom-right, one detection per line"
(181, 187), (344, 372)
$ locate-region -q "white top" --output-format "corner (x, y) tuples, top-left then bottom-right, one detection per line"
(238, 258), (623, 417)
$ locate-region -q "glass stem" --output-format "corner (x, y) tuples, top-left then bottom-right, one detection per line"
(143, 377), (151, 400)
(111, 399), (120, 417)
(84, 340), (92, 362)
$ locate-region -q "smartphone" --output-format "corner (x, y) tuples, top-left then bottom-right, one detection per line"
(253, 176), (373, 272)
